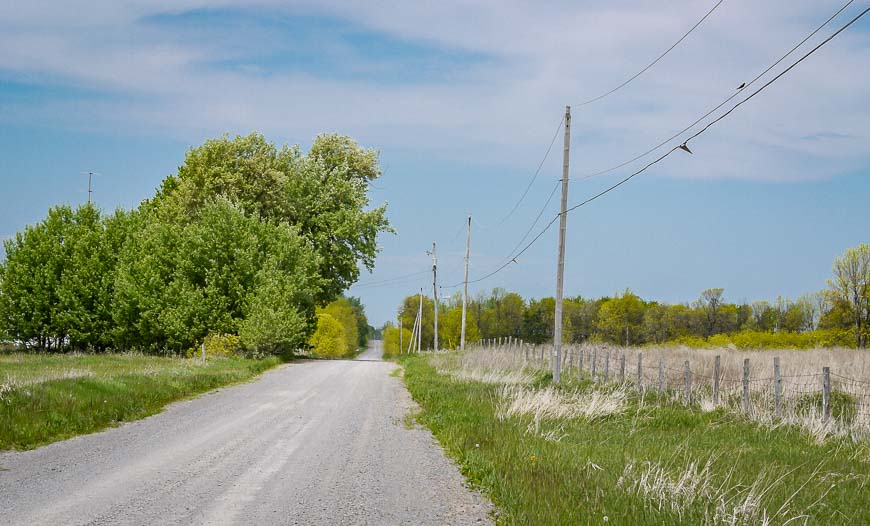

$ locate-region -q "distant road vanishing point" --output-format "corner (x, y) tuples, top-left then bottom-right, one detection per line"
(0, 341), (492, 525)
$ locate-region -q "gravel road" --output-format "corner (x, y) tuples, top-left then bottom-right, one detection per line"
(0, 342), (492, 525)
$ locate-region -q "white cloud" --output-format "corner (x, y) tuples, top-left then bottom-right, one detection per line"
(0, 0), (867, 182)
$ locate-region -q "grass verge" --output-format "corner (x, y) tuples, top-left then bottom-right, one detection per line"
(401, 354), (870, 525)
(0, 353), (280, 450)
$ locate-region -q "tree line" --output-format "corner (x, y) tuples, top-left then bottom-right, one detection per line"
(386, 244), (869, 351)
(0, 133), (389, 356)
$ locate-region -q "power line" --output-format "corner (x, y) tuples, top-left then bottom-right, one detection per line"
(441, 180), (561, 289)
(579, 0), (857, 180)
(353, 270), (430, 289)
(476, 115), (564, 230)
(450, 6), (869, 288)
(574, 0), (726, 107)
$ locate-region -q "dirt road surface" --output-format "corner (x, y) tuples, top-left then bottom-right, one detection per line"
(0, 342), (492, 525)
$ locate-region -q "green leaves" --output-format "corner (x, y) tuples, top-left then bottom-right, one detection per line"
(1, 131), (385, 355)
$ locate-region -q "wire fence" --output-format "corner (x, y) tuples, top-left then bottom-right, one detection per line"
(470, 337), (870, 441)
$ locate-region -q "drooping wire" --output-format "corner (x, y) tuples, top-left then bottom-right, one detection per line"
(451, 6), (869, 287)
(476, 115), (564, 230)
(353, 270), (430, 289)
(574, 0), (726, 107)
(579, 0), (857, 180)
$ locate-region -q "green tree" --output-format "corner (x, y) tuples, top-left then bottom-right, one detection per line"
(320, 297), (359, 354)
(828, 244), (870, 348)
(151, 132), (391, 303)
(596, 290), (645, 345)
(112, 199), (320, 353)
(308, 313), (347, 358)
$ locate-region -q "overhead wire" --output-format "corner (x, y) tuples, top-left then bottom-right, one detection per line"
(476, 115), (564, 230)
(451, 5), (869, 288)
(578, 0), (857, 180)
(574, 0), (726, 107)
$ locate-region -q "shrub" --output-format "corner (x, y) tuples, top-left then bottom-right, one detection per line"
(187, 333), (242, 358)
(308, 313), (348, 358)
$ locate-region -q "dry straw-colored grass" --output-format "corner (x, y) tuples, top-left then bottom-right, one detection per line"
(440, 343), (870, 443)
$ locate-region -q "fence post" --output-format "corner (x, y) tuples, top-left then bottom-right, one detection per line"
(742, 358), (750, 414)
(620, 354), (626, 384)
(637, 353), (643, 392)
(540, 345), (544, 362)
(591, 348), (598, 382)
(604, 351), (610, 383)
(568, 346), (574, 373)
(822, 366), (831, 422)
(774, 357), (782, 419)
(658, 357), (665, 392)
(201, 341), (206, 364)
(578, 349), (584, 381)
(683, 360), (691, 405)
(713, 355), (721, 407)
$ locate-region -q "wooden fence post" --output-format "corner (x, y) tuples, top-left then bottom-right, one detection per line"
(683, 360), (691, 405)
(578, 349), (584, 381)
(591, 348), (598, 382)
(604, 351), (610, 383)
(742, 358), (750, 414)
(822, 366), (831, 422)
(774, 357), (782, 418)
(201, 341), (206, 364)
(658, 357), (665, 392)
(637, 353), (643, 392)
(713, 355), (721, 407)
(620, 354), (626, 384)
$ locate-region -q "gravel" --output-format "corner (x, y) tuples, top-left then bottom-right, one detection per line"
(0, 342), (493, 525)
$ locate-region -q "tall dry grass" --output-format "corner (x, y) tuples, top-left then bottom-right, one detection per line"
(436, 342), (870, 443)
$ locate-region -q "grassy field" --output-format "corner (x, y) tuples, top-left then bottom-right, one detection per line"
(0, 353), (280, 450)
(400, 349), (870, 525)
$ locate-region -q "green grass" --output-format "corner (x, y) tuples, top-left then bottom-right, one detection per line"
(400, 355), (870, 526)
(0, 353), (280, 450)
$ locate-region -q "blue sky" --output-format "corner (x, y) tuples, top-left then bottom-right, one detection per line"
(1, 1), (868, 326)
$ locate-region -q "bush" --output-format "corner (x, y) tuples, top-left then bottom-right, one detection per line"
(187, 333), (241, 358)
(308, 313), (348, 358)
(667, 329), (857, 350)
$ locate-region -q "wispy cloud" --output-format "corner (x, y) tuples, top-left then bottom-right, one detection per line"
(0, 1), (868, 182)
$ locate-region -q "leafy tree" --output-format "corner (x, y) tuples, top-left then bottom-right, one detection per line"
(308, 313), (347, 357)
(828, 244), (870, 348)
(596, 290), (645, 345)
(345, 296), (370, 348)
(320, 297), (359, 354)
(151, 132), (391, 304)
(438, 305), (480, 349)
(698, 288), (725, 337)
(112, 199), (320, 353)
(382, 324), (411, 357)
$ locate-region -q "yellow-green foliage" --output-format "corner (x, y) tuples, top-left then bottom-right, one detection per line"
(383, 325), (412, 357)
(671, 329), (855, 349)
(186, 333), (242, 358)
(308, 313), (348, 358)
(320, 297), (359, 354)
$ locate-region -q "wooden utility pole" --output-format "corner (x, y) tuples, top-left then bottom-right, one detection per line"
(552, 105), (571, 384)
(428, 243), (439, 351)
(461, 215), (472, 351)
(417, 288), (423, 352)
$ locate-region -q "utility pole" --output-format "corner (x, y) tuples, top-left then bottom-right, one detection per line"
(417, 288), (424, 352)
(428, 242), (439, 351)
(460, 215), (472, 351)
(553, 105), (571, 384)
(81, 171), (98, 204)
